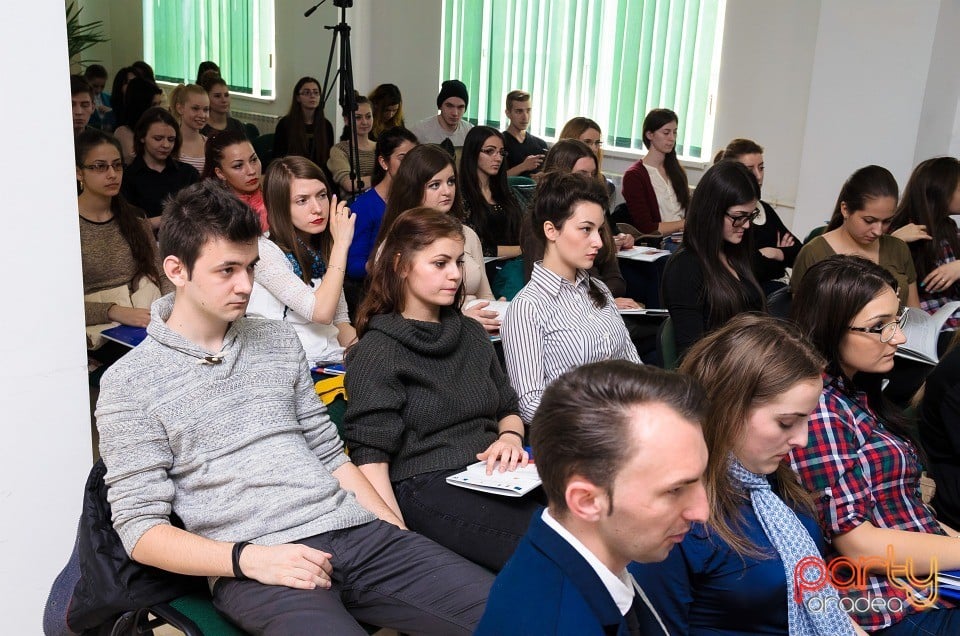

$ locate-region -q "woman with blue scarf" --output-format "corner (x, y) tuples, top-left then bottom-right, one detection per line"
(631, 314), (863, 635)
(246, 156), (357, 365)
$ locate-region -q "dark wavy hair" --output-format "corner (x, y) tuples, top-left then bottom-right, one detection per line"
(642, 108), (689, 211)
(370, 126), (418, 187)
(791, 255), (917, 450)
(119, 78), (162, 129)
(374, 144), (464, 256)
(826, 165), (899, 231)
(110, 67), (134, 126)
(460, 126), (523, 250)
(133, 107), (182, 161)
(200, 129), (255, 181)
(354, 208), (465, 337)
(521, 171), (610, 308)
(713, 138), (764, 164)
(682, 160), (765, 327)
(262, 156), (333, 283)
(892, 157), (960, 281)
(75, 129), (163, 288)
(283, 77), (330, 167)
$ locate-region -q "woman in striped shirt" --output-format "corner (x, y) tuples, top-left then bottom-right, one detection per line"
(502, 171), (641, 424)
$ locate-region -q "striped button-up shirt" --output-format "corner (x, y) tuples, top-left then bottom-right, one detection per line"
(501, 263), (641, 423)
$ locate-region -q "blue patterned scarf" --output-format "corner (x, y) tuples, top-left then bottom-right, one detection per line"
(729, 457), (855, 636)
(285, 237), (326, 281)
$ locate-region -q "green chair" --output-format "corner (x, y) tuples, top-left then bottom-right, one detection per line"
(803, 224), (827, 243)
(242, 122), (260, 140)
(657, 316), (678, 370)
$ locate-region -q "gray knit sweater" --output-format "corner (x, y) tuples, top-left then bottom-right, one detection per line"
(96, 294), (375, 556)
(343, 308), (520, 481)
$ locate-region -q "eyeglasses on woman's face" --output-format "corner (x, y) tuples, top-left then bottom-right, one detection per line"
(299, 89), (321, 97)
(480, 146), (507, 157)
(847, 308), (908, 343)
(81, 160), (124, 174)
(724, 208), (761, 228)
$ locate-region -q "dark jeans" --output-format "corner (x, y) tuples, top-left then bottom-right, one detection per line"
(395, 468), (545, 572)
(212, 520), (492, 636)
(876, 608), (960, 635)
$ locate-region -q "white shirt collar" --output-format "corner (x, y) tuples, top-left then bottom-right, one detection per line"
(541, 509), (635, 614)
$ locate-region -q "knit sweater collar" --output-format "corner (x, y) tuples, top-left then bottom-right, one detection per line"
(147, 293), (241, 364)
(366, 307), (463, 356)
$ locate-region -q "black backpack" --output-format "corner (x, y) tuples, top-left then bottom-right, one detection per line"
(43, 460), (205, 635)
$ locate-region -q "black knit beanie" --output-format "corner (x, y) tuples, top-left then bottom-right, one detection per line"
(436, 79), (469, 108)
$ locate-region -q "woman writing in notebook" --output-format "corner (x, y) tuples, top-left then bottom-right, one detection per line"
(343, 208), (542, 572)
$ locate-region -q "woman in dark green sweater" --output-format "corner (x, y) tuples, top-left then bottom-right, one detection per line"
(343, 208), (542, 572)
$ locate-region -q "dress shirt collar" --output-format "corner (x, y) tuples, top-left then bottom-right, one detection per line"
(541, 509), (635, 615)
(530, 261), (590, 297)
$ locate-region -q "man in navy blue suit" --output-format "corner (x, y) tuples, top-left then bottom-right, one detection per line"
(477, 360), (710, 635)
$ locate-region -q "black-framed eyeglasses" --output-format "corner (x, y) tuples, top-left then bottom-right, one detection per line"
(81, 161), (124, 174)
(848, 309), (908, 343)
(299, 90), (321, 97)
(724, 208), (761, 228)
(480, 147), (507, 157)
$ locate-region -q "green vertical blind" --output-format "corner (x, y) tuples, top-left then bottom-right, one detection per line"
(441, 0), (724, 159)
(143, 0), (275, 98)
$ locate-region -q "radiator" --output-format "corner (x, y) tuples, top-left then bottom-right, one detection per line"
(232, 109), (280, 136)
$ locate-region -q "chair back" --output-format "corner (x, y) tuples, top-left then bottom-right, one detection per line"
(251, 133), (274, 169)
(657, 316), (678, 370)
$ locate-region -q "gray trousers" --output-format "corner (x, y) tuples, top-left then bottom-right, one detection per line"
(212, 520), (493, 635)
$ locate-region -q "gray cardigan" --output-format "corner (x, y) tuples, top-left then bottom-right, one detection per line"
(96, 294), (374, 555)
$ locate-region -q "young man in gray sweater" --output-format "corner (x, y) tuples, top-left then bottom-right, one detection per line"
(95, 180), (493, 635)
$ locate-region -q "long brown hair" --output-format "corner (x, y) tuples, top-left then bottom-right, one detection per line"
(680, 313), (822, 557)
(374, 144), (464, 255)
(355, 208), (465, 337)
(892, 157), (960, 281)
(75, 129), (164, 289)
(558, 116), (604, 171)
(642, 108), (690, 211)
(261, 156), (333, 283)
(284, 77), (330, 168)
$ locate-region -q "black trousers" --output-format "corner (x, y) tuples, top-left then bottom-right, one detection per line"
(212, 520), (493, 635)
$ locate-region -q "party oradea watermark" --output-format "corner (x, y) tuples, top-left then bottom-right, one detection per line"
(794, 546), (939, 614)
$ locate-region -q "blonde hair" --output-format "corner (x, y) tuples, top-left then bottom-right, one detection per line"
(169, 83), (208, 124)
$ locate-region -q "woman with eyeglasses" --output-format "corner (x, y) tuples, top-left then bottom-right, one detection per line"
(661, 160), (766, 357)
(273, 77), (335, 173)
(459, 126), (524, 259)
(791, 255), (960, 634)
(76, 129), (172, 364)
(792, 165), (919, 308)
(715, 138), (802, 294)
(558, 117), (606, 173)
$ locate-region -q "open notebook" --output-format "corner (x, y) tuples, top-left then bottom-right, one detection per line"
(446, 461), (541, 497)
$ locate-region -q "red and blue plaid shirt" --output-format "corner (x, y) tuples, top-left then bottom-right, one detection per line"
(790, 373), (946, 631)
(919, 238), (960, 330)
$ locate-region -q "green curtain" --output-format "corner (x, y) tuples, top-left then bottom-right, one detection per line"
(441, 0), (722, 159)
(145, 0), (272, 97)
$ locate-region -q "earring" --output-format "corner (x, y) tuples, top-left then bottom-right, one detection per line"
(78, 179), (84, 193)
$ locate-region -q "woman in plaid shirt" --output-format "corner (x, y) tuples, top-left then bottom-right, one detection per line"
(792, 255), (960, 633)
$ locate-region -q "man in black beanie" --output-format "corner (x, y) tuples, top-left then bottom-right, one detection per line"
(411, 79), (475, 156)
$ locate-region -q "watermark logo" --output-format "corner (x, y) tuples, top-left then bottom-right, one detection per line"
(793, 546), (938, 613)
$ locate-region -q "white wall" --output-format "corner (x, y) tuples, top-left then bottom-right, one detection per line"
(793, 1), (942, 238)
(3, 1), (94, 631)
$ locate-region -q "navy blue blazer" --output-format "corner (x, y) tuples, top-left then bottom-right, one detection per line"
(476, 510), (665, 635)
